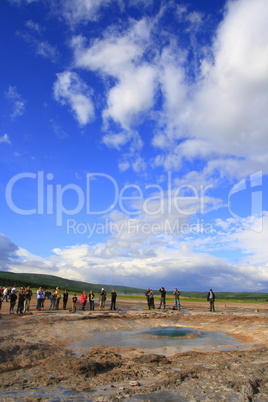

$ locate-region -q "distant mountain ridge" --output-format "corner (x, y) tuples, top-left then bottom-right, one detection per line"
(0, 271), (268, 300)
(0, 271), (145, 294)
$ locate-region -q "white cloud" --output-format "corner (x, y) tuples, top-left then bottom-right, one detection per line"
(71, 32), (144, 77)
(72, 18), (156, 129)
(186, 11), (203, 25)
(8, 230), (268, 291)
(158, 44), (188, 138)
(0, 234), (19, 270)
(103, 65), (157, 129)
(4, 202), (268, 291)
(189, 0), (268, 160)
(25, 20), (42, 33)
(36, 41), (58, 61)
(53, 71), (95, 126)
(0, 134), (11, 144)
(229, 214), (268, 266)
(118, 160), (130, 172)
(148, 0), (268, 178)
(17, 30), (59, 63)
(102, 131), (132, 150)
(5, 86), (26, 119)
(60, 0), (115, 25)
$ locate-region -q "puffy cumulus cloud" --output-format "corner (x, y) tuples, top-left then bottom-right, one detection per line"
(53, 71), (95, 126)
(228, 214), (268, 266)
(188, 0), (268, 161)
(184, 213), (268, 266)
(148, 0), (268, 178)
(103, 64), (157, 129)
(71, 28), (145, 76)
(5, 210), (268, 291)
(157, 44), (189, 141)
(10, 239), (268, 291)
(5, 86), (26, 119)
(72, 19), (156, 130)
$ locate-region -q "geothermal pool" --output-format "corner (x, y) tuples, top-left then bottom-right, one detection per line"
(69, 326), (246, 356)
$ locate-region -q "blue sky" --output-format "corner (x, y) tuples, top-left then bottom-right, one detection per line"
(1, 0), (268, 292)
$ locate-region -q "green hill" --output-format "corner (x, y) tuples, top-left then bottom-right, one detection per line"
(180, 291), (268, 301)
(0, 271), (267, 300)
(0, 271), (145, 294)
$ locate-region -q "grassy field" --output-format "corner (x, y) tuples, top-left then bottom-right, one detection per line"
(117, 294), (268, 303)
(1, 271), (267, 302)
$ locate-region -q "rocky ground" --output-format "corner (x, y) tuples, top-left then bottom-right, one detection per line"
(0, 297), (268, 401)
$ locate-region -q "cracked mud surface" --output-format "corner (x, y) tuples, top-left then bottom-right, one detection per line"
(0, 298), (268, 401)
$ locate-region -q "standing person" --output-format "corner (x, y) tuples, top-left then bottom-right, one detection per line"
(80, 291), (88, 311)
(158, 287), (166, 309)
(145, 288), (151, 309)
(11, 285), (17, 294)
(173, 288), (180, 310)
(17, 287), (25, 314)
(36, 287), (44, 311)
(63, 290), (68, 310)
(148, 289), (155, 309)
(72, 294), (77, 312)
(55, 287), (61, 310)
(2, 286), (8, 302)
(89, 290), (95, 310)
(23, 286), (32, 313)
(9, 290), (17, 314)
(40, 288), (46, 310)
(49, 290), (57, 310)
(207, 289), (216, 312)
(110, 289), (117, 310)
(99, 288), (106, 310)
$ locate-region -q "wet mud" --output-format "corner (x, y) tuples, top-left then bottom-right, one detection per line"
(0, 298), (268, 401)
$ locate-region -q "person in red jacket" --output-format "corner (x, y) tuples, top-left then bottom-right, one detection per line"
(80, 291), (88, 311)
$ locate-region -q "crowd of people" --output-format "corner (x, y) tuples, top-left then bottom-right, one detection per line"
(0, 286), (118, 314)
(145, 287), (181, 310)
(0, 285), (216, 314)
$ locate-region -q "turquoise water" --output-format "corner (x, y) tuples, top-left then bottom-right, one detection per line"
(139, 326), (198, 337)
(69, 326), (245, 356)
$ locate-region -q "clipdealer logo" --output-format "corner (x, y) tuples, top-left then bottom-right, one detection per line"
(228, 171), (263, 232)
(5, 171), (213, 227)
